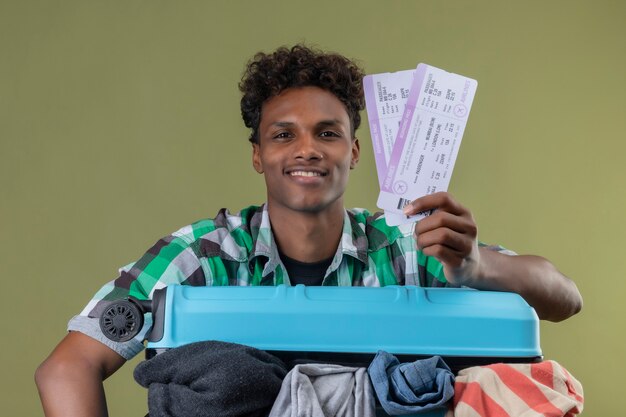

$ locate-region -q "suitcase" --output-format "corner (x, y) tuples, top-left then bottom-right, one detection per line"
(101, 284), (542, 416)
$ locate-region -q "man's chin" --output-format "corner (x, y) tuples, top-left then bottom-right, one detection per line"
(268, 198), (343, 215)
(289, 202), (332, 214)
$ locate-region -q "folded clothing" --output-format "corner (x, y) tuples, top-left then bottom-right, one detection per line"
(269, 363), (375, 417)
(134, 340), (288, 417)
(368, 351), (455, 415)
(446, 360), (584, 417)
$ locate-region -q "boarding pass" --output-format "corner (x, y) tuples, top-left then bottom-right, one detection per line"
(363, 69), (415, 225)
(366, 63), (477, 225)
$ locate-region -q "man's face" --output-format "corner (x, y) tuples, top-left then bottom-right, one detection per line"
(253, 86), (360, 214)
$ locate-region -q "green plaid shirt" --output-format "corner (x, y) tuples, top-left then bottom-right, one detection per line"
(69, 204), (504, 359)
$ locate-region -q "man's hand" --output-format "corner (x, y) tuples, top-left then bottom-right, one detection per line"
(403, 191), (583, 321)
(403, 192), (480, 286)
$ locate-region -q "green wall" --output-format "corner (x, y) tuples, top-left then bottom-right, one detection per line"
(2, 1), (624, 415)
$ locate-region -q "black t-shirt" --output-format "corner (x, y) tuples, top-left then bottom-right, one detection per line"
(279, 252), (334, 286)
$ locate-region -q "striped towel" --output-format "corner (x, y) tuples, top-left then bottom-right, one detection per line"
(445, 361), (583, 417)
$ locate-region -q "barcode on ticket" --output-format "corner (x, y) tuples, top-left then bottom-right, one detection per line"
(396, 197), (435, 219)
(396, 198), (412, 210)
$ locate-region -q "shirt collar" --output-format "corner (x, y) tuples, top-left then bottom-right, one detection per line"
(248, 204), (370, 278)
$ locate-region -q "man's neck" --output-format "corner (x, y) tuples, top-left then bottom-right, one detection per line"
(267, 202), (345, 263)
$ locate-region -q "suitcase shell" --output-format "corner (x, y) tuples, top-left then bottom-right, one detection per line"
(142, 284), (541, 417)
(147, 284), (541, 361)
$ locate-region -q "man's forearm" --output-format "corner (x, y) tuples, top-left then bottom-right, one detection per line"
(471, 249), (583, 322)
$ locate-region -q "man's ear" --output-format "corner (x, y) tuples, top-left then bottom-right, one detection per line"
(252, 143), (264, 174)
(350, 138), (360, 169)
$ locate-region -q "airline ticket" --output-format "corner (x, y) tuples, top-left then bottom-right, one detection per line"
(363, 69), (415, 225)
(374, 63), (477, 225)
(363, 69), (415, 178)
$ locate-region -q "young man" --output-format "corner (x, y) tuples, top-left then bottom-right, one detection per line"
(35, 45), (582, 416)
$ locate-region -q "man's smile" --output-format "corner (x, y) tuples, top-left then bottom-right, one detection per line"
(284, 168), (329, 185)
(285, 167), (328, 178)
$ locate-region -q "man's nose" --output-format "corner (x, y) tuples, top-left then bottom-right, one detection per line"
(294, 134), (322, 160)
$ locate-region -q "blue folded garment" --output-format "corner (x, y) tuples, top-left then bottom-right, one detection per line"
(368, 351), (454, 415)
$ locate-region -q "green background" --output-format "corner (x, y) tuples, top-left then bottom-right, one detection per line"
(1, 1), (624, 415)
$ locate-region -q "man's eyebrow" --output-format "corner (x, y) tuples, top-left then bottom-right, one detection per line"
(315, 119), (346, 128)
(272, 121), (296, 128)
(270, 120), (346, 128)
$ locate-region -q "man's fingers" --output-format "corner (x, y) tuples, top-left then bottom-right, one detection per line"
(406, 192), (480, 280)
(416, 227), (474, 256)
(416, 210), (477, 237)
(403, 192), (469, 216)
(420, 243), (466, 269)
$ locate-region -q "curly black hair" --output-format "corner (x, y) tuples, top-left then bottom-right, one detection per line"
(239, 44), (365, 144)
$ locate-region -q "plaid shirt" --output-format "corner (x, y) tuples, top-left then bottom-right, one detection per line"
(69, 204), (504, 359)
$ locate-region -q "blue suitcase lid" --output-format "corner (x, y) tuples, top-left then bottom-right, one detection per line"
(147, 284), (541, 359)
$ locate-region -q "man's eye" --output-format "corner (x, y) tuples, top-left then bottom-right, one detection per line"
(320, 131), (340, 138)
(273, 132), (292, 139)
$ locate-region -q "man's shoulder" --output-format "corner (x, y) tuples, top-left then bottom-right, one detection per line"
(346, 208), (414, 248)
(170, 205), (262, 245)
(346, 208), (411, 231)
